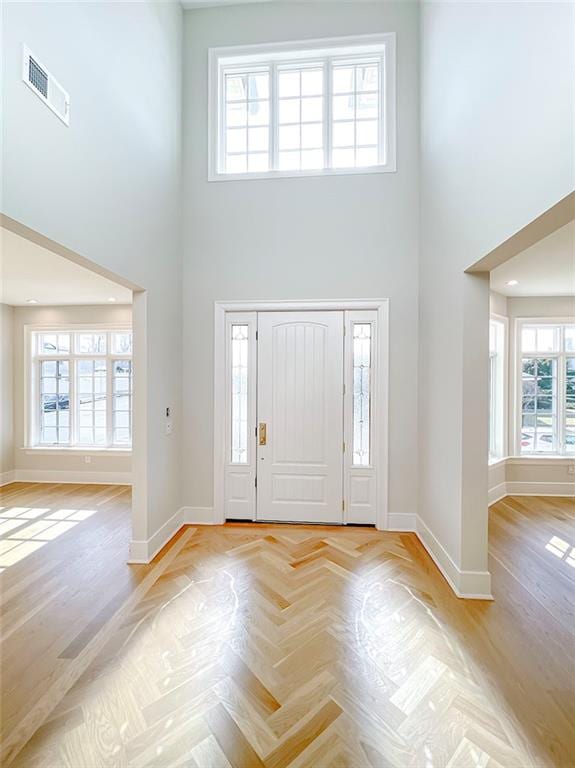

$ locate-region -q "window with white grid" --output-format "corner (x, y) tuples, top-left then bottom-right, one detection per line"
(211, 34), (395, 179)
(278, 65), (324, 171)
(517, 321), (575, 455)
(30, 328), (132, 449)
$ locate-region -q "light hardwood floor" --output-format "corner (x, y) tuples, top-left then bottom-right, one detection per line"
(1, 486), (574, 767)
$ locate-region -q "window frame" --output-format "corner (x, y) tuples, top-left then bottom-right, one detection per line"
(489, 314), (508, 463)
(208, 33), (396, 181)
(513, 317), (575, 457)
(25, 324), (133, 451)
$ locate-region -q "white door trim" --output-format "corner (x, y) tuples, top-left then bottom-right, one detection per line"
(213, 299), (389, 530)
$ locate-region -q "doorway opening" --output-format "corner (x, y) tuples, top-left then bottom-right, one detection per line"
(213, 300), (389, 529)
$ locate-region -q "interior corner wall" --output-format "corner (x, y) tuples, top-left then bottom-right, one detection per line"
(11, 305), (132, 482)
(0, 304), (15, 482)
(420, 1), (574, 585)
(1, 1), (183, 542)
(182, 1), (420, 521)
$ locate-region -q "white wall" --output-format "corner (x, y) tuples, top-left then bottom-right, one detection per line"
(420, 1), (574, 590)
(0, 304), (15, 482)
(182, 2), (420, 520)
(1, 2), (183, 543)
(11, 305), (132, 482)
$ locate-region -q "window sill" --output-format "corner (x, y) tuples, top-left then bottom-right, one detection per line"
(488, 457), (506, 467)
(499, 455), (574, 466)
(22, 447), (132, 457)
(208, 164), (396, 183)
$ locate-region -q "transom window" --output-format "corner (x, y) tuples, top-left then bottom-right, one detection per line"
(210, 34), (396, 180)
(517, 321), (574, 455)
(29, 328), (133, 449)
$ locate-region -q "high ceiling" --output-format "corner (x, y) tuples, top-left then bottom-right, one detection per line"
(0, 228), (132, 306)
(490, 221), (575, 297)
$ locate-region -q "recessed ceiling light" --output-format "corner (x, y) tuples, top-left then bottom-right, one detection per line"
(107, 297), (117, 302)
(26, 299), (38, 304)
(505, 280), (519, 287)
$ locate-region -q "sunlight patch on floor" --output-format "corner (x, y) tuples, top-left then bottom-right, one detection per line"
(0, 507), (97, 568)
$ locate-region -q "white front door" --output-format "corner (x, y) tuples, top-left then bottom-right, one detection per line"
(256, 311), (344, 523)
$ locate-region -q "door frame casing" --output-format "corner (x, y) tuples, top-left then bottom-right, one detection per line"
(213, 299), (390, 529)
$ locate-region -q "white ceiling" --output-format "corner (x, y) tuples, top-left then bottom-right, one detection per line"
(490, 221), (575, 297)
(0, 228), (132, 306)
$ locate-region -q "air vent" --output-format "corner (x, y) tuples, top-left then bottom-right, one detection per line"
(22, 45), (70, 125)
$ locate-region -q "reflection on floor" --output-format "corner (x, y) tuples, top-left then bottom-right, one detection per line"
(2, 487), (574, 767)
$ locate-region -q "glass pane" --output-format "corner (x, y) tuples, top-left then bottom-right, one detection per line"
(113, 360), (133, 446)
(40, 359), (70, 444)
(76, 359), (107, 445)
(278, 70), (300, 98)
(330, 61), (380, 169)
(301, 68), (323, 96)
(301, 97), (322, 123)
(279, 98), (300, 125)
(226, 128), (246, 153)
(521, 326), (559, 353)
(247, 153), (269, 173)
(352, 323), (371, 466)
(357, 64), (379, 92)
(565, 326), (575, 352)
(332, 66), (354, 94)
(77, 333), (106, 354)
(333, 121), (354, 148)
(231, 324), (249, 463)
(226, 74), (247, 102)
(112, 332), (132, 355)
(356, 147), (379, 167)
(248, 73), (269, 100)
(227, 101), (247, 127)
(279, 125), (300, 151)
(248, 126), (268, 152)
(247, 100), (269, 126)
(38, 333), (70, 355)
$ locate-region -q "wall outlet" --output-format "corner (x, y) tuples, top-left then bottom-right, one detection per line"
(84, 455), (91, 464)
(568, 465), (575, 475)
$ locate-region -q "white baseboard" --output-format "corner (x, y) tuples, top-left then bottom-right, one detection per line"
(506, 480), (575, 497)
(489, 480), (574, 504)
(9, 469), (132, 485)
(182, 506), (216, 525)
(387, 512), (416, 531)
(128, 506), (216, 564)
(0, 470), (16, 486)
(416, 515), (493, 600)
(488, 482), (507, 505)
(129, 507), (184, 563)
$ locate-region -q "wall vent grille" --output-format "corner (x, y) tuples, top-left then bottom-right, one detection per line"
(22, 45), (70, 125)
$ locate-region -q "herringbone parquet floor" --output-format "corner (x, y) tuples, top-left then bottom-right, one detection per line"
(12, 524), (539, 768)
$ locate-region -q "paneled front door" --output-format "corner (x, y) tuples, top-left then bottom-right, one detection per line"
(256, 311), (344, 523)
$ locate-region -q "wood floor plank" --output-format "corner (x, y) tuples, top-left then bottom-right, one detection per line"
(2, 487), (574, 767)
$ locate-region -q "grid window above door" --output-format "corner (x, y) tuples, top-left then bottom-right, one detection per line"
(211, 34), (396, 179)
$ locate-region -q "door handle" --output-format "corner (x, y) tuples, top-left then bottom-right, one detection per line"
(259, 423), (267, 446)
